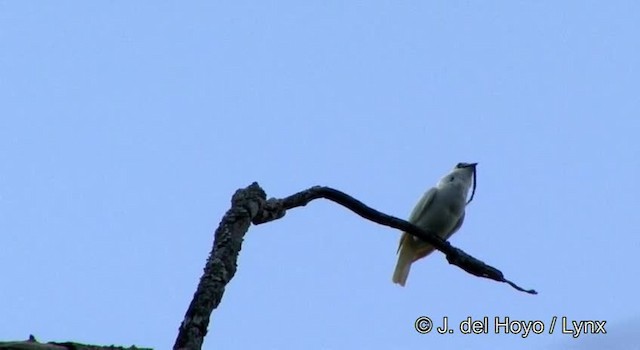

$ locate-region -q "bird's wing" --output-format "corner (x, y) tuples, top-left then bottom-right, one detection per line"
(408, 187), (438, 224)
(397, 187), (438, 253)
(443, 211), (465, 241)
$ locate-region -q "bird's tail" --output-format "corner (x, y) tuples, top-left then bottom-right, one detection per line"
(392, 238), (416, 287)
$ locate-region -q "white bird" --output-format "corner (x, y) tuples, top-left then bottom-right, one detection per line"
(392, 162), (477, 286)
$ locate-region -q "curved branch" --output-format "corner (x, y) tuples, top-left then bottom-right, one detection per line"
(254, 185), (537, 294)
(175, 182), (537, 349)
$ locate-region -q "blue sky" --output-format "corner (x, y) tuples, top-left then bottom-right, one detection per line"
(1, 2), (639, 349)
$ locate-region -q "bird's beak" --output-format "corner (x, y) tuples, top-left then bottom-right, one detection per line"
(465, 162), (478, 168)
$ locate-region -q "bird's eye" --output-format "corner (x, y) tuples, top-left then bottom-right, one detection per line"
(449, 176), (455, 182)
(456, 162), (465, 168)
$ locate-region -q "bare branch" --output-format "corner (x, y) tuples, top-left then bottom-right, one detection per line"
(255, 186), (536, 294)
(174, 183), (267, 350)
(175, 182), (537, 349)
